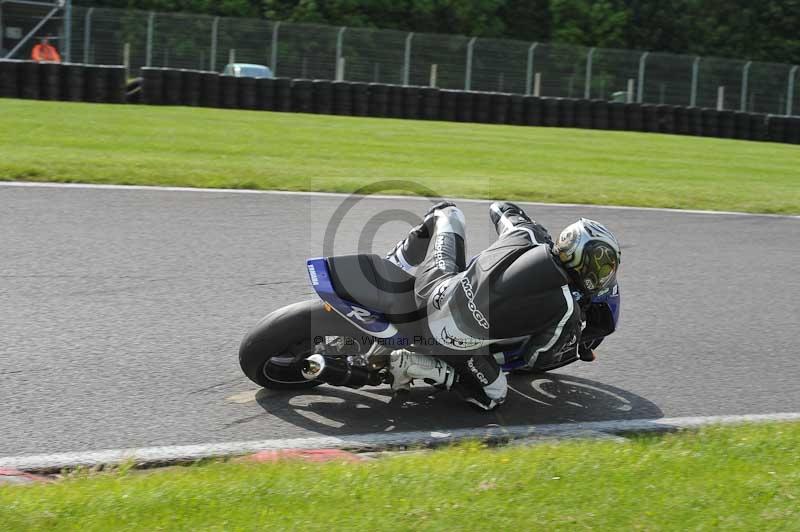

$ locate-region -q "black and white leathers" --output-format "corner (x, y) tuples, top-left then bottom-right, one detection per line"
(419, 202), (583, 368)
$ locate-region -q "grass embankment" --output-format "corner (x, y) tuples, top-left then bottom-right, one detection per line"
(2, 423), (799, 530)
(1, 99), (798, 214)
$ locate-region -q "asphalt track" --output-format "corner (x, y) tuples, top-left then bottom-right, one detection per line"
(1, 182), (799, 458)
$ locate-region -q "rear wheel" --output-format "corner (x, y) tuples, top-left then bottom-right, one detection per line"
(238, 300), (366, 390)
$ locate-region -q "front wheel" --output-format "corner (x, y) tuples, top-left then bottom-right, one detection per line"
(238, 300), (366, 390)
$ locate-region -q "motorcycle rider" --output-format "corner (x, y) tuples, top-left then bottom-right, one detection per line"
(385, 201), (621, 410)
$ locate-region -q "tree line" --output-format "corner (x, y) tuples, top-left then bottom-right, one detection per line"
(78, 0), (800, 65)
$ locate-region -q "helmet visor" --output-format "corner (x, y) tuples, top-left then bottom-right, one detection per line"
(576, 242), (619, 293)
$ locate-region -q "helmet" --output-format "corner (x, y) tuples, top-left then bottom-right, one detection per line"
(555, 219), (620, 294)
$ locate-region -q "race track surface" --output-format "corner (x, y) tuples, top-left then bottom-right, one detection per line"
(1, 183), (798, 457)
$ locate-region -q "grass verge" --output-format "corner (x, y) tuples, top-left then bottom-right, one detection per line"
(1, 422), (799, 530)
(1, 99), (798, 214)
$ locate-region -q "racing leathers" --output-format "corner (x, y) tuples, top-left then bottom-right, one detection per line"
(387, 201), (584, 410)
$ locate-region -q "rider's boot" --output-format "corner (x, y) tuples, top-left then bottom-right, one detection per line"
(388, 349), (457, 391)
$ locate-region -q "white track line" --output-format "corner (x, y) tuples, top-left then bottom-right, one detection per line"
(1, 181), (797, 219)
(1, 412), (799, 472)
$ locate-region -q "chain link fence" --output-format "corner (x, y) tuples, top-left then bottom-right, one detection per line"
(3, 4), (798, 116)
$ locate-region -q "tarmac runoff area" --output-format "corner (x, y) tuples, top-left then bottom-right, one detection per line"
(1, 182), (799, 475)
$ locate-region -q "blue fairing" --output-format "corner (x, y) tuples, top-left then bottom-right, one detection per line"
(592, 282), (621, 332)
(306, 258), (402, 341)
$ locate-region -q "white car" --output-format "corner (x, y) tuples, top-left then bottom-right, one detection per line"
(222, 63), (274, 78)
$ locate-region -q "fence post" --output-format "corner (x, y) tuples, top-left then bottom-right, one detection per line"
(636, 51), (649, 103)
(210, 17), (219, 72)
(717, 86), (725, 110)
(430, 64), (437, 87)
(534, 72), (541, 97)
(403, 32), (413, 86)
(83, 7), (93, 64)
(335, 26), (346, 80)
(584, 47), (595, 99)
(690, 56), (700, 107)
(627, 78), (634, 103)
(123, 42), (130, 78)
(465, 37), (476, 91)
(740, 61), (751, 112)
(525, 42), (538, 96)
(63, 0), (72, 62)
(786, 65), (799, 116)
(271, 21), (280, 75)
(145, 11), (154, 67)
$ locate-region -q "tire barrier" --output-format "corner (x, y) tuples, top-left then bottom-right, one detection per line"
(332, 81), (352, 116)
(352, 82), (370, 117)
(701, 108), (719, 137)
(0, 60), (20, 97)
(20, 61), (40, 99)
(201, 72), (220, 107)
(687, 107), (703, 136)
(733, 112), (751, 141)
(542, 97), (559, 127)
(274, 78), (292, 112)
(438, 90), (458, 122)
(403, 86), (421, 119)
(674, 106), (690, 135)
(238, 76), (257, 110)
(291, 79), (313, 113)
(162, 68), (181, 106)
(5, 64), (799, 144)
(107, 67), (126, 104)
(220, 75), (237, 109)
(85, 65), (109, 103)
(591, 100), (609, 130)
(656, 104), (675, 134)
(41, 63), (60, 100)
(786, 117), (800, 144)
(609, 102), (627, 130)
(368, 83), (389, 117)
(560, 98), (576, 128)
(456, 91), (473, 122)
(388, 85), (404, 118)
(490, 93), (510, 124)
(640, 104), (657, 132)
(181, 70), (201, 107)
(63, 63), (85, 102)
(574, 99), (591, 129)
(509, 95), (524, 125)
(473, 92), (491, 123)
(313, 79), (333, 114)
(141, 67), (163, 105)
(717, 110), (735, 139)
(625, 103), (643, 132)
(421, 87), (440, 120)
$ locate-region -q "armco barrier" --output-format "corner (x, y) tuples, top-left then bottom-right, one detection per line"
(3, 63), (800, 143)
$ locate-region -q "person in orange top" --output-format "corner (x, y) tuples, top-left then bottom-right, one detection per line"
(31, 38), (61, 63)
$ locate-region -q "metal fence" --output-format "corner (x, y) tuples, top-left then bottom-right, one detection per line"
(5, 4), (799, 115)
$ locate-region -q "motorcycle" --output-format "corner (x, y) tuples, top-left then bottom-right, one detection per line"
(239, 253), (620, 391)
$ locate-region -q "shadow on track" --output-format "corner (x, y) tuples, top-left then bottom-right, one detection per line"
(253, 372), (663, 435)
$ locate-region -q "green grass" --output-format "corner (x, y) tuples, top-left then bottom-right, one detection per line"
(1, 99), (798, 214)
(2, 423), (799, 530)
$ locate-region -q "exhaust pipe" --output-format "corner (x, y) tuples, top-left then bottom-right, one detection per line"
(301, 354), (380, 387)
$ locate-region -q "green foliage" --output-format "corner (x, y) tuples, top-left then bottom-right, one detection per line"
(75, 0), (800, 63)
